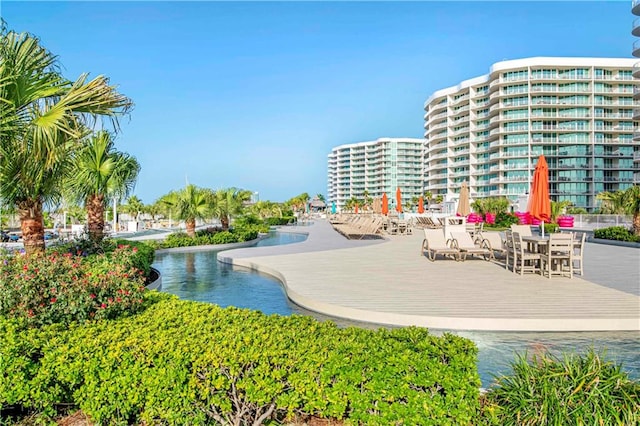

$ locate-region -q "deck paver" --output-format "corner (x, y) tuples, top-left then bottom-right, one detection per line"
(218, 220), (640, 331)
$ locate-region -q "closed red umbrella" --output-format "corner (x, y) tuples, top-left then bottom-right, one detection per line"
(381, 193), (389, 215)
(528, 155), (551, 235)
(355, 203), (359, 214)
(396, 187), (403, 213)
(418, 196), (425, 214)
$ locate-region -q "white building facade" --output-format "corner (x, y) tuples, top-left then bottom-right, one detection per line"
(327, 138), (425, 209)
(632, 3), (640, 182)
(423, 57), (638, 212)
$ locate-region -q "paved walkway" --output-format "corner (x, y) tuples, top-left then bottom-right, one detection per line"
(218, 220), (640, 331)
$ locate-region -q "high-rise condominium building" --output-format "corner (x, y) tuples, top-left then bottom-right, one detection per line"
(632, 2), (640, 181)
(327, 138), (424, 209)
(423, 57), (637, 212)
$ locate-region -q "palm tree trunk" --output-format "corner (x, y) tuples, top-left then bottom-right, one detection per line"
(221, 215), (229, 230)
(186, 218), (196, 237)
(87, 194), (105, 241)
(17, 198), (46, 256)
(633, 213), (640, 237)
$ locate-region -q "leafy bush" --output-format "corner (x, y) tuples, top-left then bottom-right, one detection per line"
(543, 223), (559, 234)
(0, 246), (148, 327)
(0, 296), (481, 425)
(230, 227), (259, 242)
(50, 238), (155, 277)
(210, 231), (238, 244)
(567, 206), (588, 214)
(594, 226), (640, 243)
(195, 226), (223, 236)
(160, 227), (261, 249)
(233, 214), (267, 230)
(493, 212), (519, 228)
(265, 216), (295, 226)
(164, 232), (200, 247)
(480, 349), (640, 425)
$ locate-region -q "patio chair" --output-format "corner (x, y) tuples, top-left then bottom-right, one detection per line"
(449, 231), (493, 261)
(512, 231), (540, 275)
(572, 232), (586, 276)
(421, 228), (461, 261)
(480, 231), (507, 261)
(504, 229), (515, 271)
(539, 233), (574, 278)
(510, 224), (533, 237)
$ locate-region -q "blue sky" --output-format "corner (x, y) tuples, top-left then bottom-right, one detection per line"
(1, 1), (633, 204)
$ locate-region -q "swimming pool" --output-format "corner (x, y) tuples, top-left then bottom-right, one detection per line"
(153, 231), (639, 387)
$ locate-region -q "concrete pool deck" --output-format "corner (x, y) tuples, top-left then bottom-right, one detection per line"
(217, 220), (640, 332)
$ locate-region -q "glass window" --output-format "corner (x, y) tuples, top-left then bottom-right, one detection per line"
(503, 70), (528, 81)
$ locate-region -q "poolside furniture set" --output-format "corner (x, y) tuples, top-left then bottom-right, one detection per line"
(330, 213), (419, 239)
(421, 224), (586, 279)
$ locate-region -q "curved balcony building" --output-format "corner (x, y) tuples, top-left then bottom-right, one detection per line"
(633, 2), (640, 183)
(327, 138), (425, 209)
(423, 57), (638, 211)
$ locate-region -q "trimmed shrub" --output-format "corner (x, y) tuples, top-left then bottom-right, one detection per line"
(543, 223), (559, 234)
(159, 226), (261, 249)
(480, 349), (640, 425)
(0, 296), (481, 425)
(0, 246), (148, 327)
(493, 212), (519, 228)
(594, 226), (640, 243)
(265, 217), (295, 226)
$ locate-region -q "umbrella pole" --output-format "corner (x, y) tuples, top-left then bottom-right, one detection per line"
(541, 221), (544, 237)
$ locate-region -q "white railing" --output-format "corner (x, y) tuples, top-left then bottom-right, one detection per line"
(570, 215), (633, 230)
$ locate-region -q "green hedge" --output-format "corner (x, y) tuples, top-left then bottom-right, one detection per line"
(265, 216), (296, 226)
(593, 226), (640, 243)
(0, 295), (480, 425)
(155, 228), (260, 249)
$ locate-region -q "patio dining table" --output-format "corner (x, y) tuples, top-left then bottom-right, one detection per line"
(521, 235), (549, 254)
(521, 234), (577, 278)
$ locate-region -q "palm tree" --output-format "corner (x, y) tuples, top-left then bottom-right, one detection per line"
(550, 200), (572, 223)
(121, 195), (145, 222)
(361, 190), (372, 211)
(287, 193), (310, 214)
(159, 185), (215, 237)
(248, 200), (282, 219)
(144, 201), (163, 223)
(213, 188), (252, 230)
(316, 193), (326, 202)
(0, 28), (132, 254)
(596, 190), (626, 214)
(622, 185), (640, 236)
(66, 131), (139, 241)
(597, 186), (640, 236)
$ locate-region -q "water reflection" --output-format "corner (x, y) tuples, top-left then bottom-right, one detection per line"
(153, 232), (639, 387)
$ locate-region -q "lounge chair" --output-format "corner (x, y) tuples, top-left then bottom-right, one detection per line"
(480, 231), (507, 260)
(449, 231), (493, 261)
(421, 229), (460, 261)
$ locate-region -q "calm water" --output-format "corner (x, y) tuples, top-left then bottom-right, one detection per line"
(153, 231), (640, 387)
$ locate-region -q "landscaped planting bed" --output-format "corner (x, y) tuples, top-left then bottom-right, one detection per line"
(0, 295), (481, 425)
